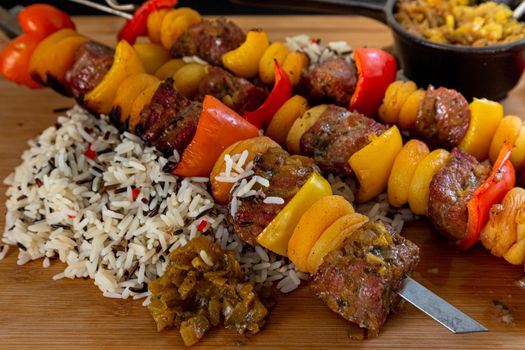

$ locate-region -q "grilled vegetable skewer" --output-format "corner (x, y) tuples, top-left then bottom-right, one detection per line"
(0, 5), (517, 252)
(1, 1), (502, 341)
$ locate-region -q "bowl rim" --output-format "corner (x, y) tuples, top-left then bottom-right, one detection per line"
(384, 0), (525, 54)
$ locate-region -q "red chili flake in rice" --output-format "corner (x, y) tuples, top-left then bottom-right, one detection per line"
(132, 188), (141, 201)
(85, 144), (97, 160)
(68, 215), (76, 219)
(197, 220), (208, 232)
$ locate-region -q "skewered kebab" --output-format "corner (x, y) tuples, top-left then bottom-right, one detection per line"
(0, 3), (517, 254)
(134, 0), (525, 190)
(0, 1), (497, 338)
(0, 6), (421, 338)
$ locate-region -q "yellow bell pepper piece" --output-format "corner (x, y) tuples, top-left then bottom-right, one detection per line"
(29, 28), (78, 83)
(111, 73), (160, 124)
(408, 149), (450, 215)
(84, 40), (145, 115)
(282, 51), (309, 85)
(459, 98), (504, 161)
(256, 171), (332, 256)
(154, 58), (186, 80)
(266, 95), (309, 147)
(378, 80), (417, 124)
(349, 126), (403, 203)
(388, 140), (429, 208)
(307, 212), (369, 273)
(147, 9), (170, 44)
(258, 42), (289, 85)
(288, 195), (354, 273)
(222, 30), (269, 78)
(286, 104), (327, 154)
(172, 63), (207, 98)
(133, 43), (171, 74)
(160, 8), (201, 50)
(128, 81), (161, 132)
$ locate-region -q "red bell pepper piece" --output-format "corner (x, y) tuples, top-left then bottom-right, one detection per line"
(244, 60), (293, 129)
(118, 0), (178, 44)
(85, 144), (97, 160)
(173, 95), (259, 177)
(0, 34), (42, 88)
(197, 220), (208, 232)
(349, 48), (397, 118)
(461, 143), (515, 250)
(132, 188), (141, 201)
(18, 4), (76, 40)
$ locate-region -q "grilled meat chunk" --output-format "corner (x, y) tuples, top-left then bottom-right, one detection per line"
(194, 66), (268, 115)
(155, 102), (202, 156)
(298, 57), (357, 106)
(311, 220), (419, 333)
(413, 86), (471, 149)
(148, 236), (270, 347)
(137, 79), (201, 156)
(171, 18), (246, 66)
(65, 41), (114, 98)
(231, 147), (315, 245)
(428, 148), (490, 242)
(300, 105), (388, 174)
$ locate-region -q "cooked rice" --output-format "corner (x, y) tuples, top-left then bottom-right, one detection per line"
(285, 34), (353, 65)
(1, 106), (306, 300)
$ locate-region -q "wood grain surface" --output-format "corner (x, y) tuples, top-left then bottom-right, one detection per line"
(1, 15), (525, 350)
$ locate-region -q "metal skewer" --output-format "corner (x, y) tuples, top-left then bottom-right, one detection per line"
(67, 0), (133, 19)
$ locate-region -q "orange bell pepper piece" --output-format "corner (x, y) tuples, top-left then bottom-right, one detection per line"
(84, 40), (145, 115)
(173, 95), (259, 177)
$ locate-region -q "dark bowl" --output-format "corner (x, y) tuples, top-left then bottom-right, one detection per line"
(383, 0), (525, 101)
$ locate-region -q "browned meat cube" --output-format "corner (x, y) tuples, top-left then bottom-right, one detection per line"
(230, 147), (314, 245)
(154, 102), (202, 157)
(311, 220), (419, 332)
(194, 66), (268, 115)
(65, 41), (114, 98)
(413, 86), (471, 149)
(428, 148), (490, 243)
(298, 56), (357, 106)
(171, 18), (246, 66)
(137, 79), (191, 142)
(300, 105), (387, 175)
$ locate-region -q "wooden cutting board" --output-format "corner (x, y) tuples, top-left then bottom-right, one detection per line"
(1, 15), (525, 350)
